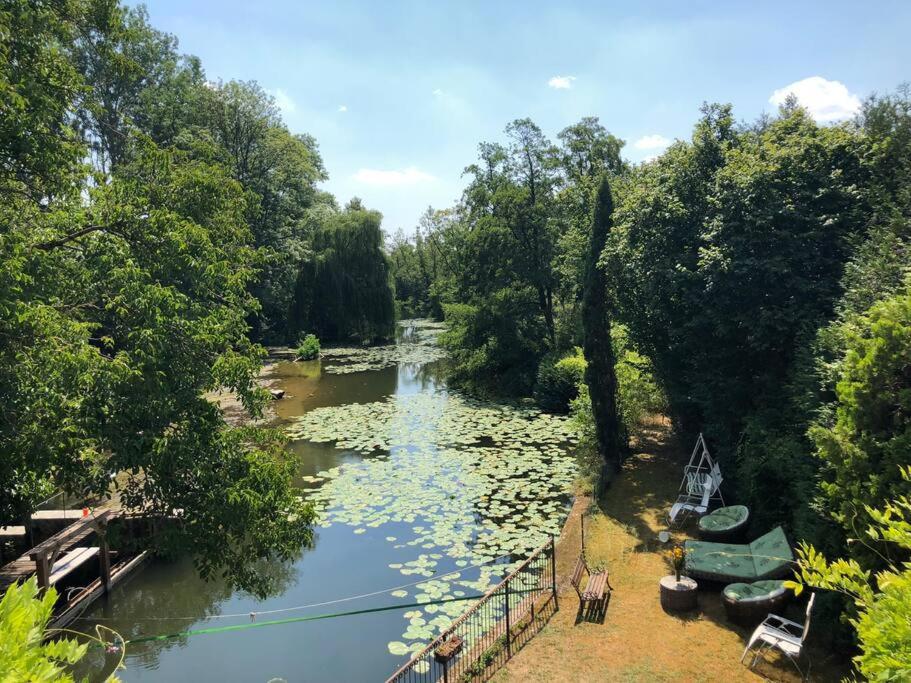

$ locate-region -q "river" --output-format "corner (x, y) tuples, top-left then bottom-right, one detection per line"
(75, 320), (577, 682)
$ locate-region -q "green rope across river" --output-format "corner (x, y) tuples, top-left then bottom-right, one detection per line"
(121, 595), (486, 646)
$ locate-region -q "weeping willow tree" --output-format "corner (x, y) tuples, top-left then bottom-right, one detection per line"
(290, 199), (395, 343)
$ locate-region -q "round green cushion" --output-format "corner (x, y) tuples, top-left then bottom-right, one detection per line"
(723, 579), (786, 603)
(699, 505), (750, 533)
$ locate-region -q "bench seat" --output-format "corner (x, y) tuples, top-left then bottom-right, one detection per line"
(48, 546), (99, 585)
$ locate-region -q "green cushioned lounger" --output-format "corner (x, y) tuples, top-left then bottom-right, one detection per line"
(684, 526), (793, 583)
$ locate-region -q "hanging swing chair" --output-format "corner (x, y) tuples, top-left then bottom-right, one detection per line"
(667, 433), (724, 527)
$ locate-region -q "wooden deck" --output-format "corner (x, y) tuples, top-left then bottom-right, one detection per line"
(0, 503), (150, 633)
(1, 511), (108, 592)
(0, 555), (36, 592)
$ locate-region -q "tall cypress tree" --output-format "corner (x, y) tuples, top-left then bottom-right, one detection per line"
(582, 176), (625, 485)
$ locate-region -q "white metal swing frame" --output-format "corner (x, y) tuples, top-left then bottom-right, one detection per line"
(667, 433), (724, 527)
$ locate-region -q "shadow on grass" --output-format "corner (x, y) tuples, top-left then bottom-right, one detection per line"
(574, 591), (611, 625)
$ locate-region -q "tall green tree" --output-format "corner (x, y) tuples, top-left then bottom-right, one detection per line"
(811, 284), (911, 565)
(0, 0), (314, 596)
(582, 177), (625, 480)
(290, 199), (395, 343)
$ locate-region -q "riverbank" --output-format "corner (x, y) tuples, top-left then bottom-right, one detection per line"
(493, 416), (848, 682)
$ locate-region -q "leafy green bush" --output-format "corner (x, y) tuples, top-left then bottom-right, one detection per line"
(569, 383), (600, 491)
(811, 284), (911, 565)
(534, 348), (586, 413)
(296, 333), (321, 360)
(441, 287), (549, 396)
(613, 326), (666, 429)
(789, 467), (911, 681)
(0, 578), (89, 682)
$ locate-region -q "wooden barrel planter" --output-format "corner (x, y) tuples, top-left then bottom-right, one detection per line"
(659, 575), (698, 612)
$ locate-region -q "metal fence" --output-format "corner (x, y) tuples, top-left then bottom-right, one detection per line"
(387, 536), (557, 683)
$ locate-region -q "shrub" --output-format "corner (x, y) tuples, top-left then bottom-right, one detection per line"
(811, 284), (911, 566)
(534, 348), (586, 413)
(569, 383), (600, 491)
(0, 578), (89, 682)
(613, 325), (666, 429)
(789, 467), (911, 681)
(296, 333), (321, 360)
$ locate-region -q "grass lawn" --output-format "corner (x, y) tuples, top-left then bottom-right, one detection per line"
(493, 417), (849, 682)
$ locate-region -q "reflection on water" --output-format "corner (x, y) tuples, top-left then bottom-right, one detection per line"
(72, 321), (570, 682)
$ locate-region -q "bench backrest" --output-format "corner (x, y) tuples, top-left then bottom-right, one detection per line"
(570, 556), (586, 590)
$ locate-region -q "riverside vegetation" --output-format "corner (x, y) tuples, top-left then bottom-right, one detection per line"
(2, 0), (910, 680)
(387, 94), (911, 677)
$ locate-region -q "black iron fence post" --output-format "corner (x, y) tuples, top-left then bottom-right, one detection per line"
(504, 576), (511, 658)
(550, 535), (558, 610)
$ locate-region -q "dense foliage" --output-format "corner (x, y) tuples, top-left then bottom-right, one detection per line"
(811, 286), (911, 564)
(387, 86), (911, 665)
(533, 348), (586, 414)
(0, 0), (411, 596)
(296, 333), (321, 361)
(290, 199), (395, 343)
(0, 579), (90, 683)
(789, 467), (911, 680)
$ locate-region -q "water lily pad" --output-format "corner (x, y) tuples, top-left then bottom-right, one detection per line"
(286, 323), (578, 653)
(388, 641), (409, 656)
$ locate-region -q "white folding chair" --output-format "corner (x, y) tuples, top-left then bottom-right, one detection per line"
(741, 593), (815, 680)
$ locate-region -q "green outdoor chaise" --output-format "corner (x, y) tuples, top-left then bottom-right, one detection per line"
(684, 526), (793, 583)
(698, 504), (750, 541)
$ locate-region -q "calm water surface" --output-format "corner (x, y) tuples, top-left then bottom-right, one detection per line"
(74, 322), (570, 682)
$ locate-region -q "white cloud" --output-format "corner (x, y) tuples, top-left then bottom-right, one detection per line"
(337, 104), (348, 112)
(432, 88), (444, 97)
(633, 134), (671, 151)
(352, 167), (436, 187)
(769, 76), (861, 122)
(273, 88), (296, 116)
(547, 75), (576, 90)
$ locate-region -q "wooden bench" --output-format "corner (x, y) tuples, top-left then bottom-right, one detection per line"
(570, 554), (612, 610)
(48, 546), (99, 585)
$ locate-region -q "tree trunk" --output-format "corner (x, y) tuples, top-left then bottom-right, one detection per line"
(582, 176), (625, 488)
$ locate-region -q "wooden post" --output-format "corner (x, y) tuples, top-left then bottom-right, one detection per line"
(581, 513), (585, 557)
(434, 636), (463, 683)
(98, 521), (111, 591)
(35, 552), (50, 591)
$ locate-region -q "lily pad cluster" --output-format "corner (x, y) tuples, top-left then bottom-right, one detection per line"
(286, 390), (578, 657)
(320, 319), (447, 374)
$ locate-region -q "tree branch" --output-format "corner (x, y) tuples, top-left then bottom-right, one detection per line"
(34, 224), (128, 250)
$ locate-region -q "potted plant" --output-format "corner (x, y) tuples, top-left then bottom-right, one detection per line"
(670, 545), (687, 582)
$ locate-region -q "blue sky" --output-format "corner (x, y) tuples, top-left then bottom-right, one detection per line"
(134, 0), (911, 234)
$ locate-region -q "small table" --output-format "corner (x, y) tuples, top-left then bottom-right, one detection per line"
(660, 575), (698, 612)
